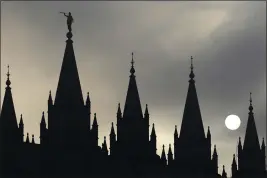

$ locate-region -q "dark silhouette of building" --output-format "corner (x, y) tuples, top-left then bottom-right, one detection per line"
(0, 21), (266, 178)
(230, 93), (266, 178)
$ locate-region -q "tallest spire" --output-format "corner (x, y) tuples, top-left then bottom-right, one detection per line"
(54, 15), (84, 107)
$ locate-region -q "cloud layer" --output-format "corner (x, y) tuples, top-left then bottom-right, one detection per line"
(1, 1), (266, 175)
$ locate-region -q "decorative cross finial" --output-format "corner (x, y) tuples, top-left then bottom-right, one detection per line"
(189, 56), (195, 81)
(6, 65), (11, 87)
(7, 65), (10, 78)
(249, 92), (253, 112)
(249, 92), (252, 105)
(130, 52), (135, 75)
(131, 52), (134, 67)
(190, 56), (193, 70)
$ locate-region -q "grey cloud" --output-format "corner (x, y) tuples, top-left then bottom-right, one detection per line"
(1, 1), (265, 175)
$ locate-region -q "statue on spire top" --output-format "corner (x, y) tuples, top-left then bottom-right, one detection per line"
(60, 12), (74, 32)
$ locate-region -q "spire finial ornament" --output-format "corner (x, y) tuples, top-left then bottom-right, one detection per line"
(189, 56), (195, 81)
(249, 92), (253, 112)
(130, 52), (135, 75)
(60, 12), (74, 39)
(6, 65), (11, 87)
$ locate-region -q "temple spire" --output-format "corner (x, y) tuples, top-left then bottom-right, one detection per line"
(19, 114), (24, 126)
(41, 111), (46, 126)
(0, 65), (18, 132)
(110, 122), (115, 135)
(207, 126), (211, 137)
(25, 133), (30, 143)
(31, 134), (35, 144)
(123, 53), (143, 120)
(174, 125), (178, 137)
(161, 145), (167, 166)
(144, 104), (149, 118)
(243, 92), (260, 151)
(54, 19), (83, 108)
(213, 145), (218, 157)
(92, 113), (98, 127)
(151, 123), (156, 137)
(222, 165), (227, 178)
(86, 92), (90, 105)
(261, 138), (265, 150)
(179, 56), (205, 140)
(102, 136), (108, 155)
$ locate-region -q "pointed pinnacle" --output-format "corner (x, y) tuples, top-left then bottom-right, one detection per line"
(19, 114), (24, 125)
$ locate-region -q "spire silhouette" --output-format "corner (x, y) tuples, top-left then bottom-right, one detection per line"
(179, 56), (205, 140)
(222, 165), (227, 178)
(19, 114), (24, 126)
(174, 125), (178, 137)
(231, 154), (238, 176)
(212, 145), (218, 157)
(41, 111), (46, 126)
(31, 134), (35, 144)
(25, 133), (30, 144)
(261, 138), (265, 150)
(161, 144), (167, 166)
(144, 104), (149, 118)
(123, 52), (143, 120)
(0, 65), (18, 132)
(93, 113), (98, 127)
(102, 136), (108, 155)
(110, 122), (115, 136)
(48, 90), (53, 105)
(243, 92), (260, 151)
(117, 103), (122, 119)
(54, 28), (84, 107)
(207, 126), (211, 137)
(86, 92), (90, 105)
(151, 123), (156, 137)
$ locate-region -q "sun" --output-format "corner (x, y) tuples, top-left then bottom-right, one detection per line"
(225, 114), (241, 130)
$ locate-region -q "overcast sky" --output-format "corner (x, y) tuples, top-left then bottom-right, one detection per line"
(1, 1), (266, 176)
